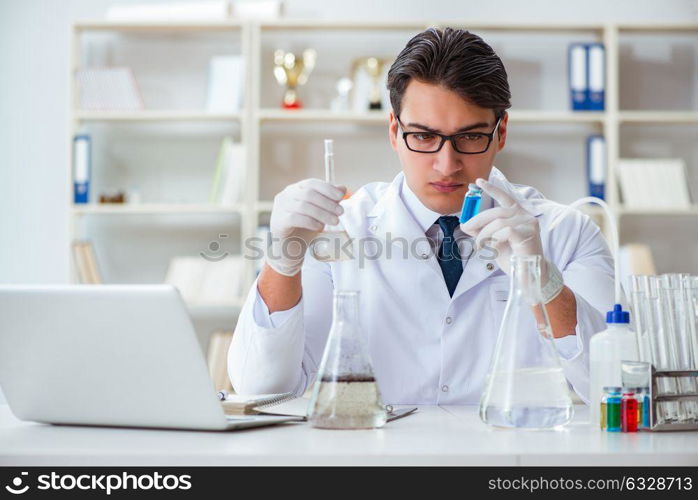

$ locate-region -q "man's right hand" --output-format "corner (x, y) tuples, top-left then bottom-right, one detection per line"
(266, 178), (347, 277)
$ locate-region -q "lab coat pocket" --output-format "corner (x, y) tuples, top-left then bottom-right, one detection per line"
(488, 275), (510, 326)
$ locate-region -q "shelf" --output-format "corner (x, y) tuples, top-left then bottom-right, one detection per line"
(617, 23), (698, 33)
(74, 20), (243, 32)
(257, 109), (606, 124)
(258, 19), (606, 32)
(72, 203), (244, 215)
(618, 111), (698, 124)
(258, 109), (389, 123)
(508, 110), (606, 123)
(74, 110), (243, 122)
(259, 20), (432, 31)
(74, 19), (613, 33)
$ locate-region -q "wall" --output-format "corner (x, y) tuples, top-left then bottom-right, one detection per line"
(1, 0), (697, 402)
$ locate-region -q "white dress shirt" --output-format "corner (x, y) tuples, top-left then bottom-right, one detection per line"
(229, 167), (614, 404)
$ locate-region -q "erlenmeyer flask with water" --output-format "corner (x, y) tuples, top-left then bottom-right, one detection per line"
(479, 255), (574, 429)
(308, 290), (387, 429)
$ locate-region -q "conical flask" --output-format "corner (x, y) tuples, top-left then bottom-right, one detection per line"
(479, 255), (574, 429)
(308, 290), (387, 429)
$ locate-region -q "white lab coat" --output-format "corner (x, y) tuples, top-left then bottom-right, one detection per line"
(228, 167), (614, 404)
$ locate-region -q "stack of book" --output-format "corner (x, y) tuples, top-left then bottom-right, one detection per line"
(72, 241), (103, 284)
(76, 68), (144, 111)
(207, 329), (234, 394)
(617, 158), (692, 210)
(209, 137), (246, 206)
(164, 255), (244, 306)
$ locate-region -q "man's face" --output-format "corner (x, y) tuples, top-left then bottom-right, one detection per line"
(389, 80), (508, 215)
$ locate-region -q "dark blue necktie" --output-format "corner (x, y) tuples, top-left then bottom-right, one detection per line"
(436, 216), (463, 297)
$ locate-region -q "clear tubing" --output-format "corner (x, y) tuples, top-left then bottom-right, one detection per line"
(548, 197), (621, 305)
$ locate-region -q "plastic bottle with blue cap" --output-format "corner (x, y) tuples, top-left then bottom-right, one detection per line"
(589, 304), (639, 430)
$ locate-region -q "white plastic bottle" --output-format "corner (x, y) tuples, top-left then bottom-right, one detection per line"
(589, 304), (639, 429)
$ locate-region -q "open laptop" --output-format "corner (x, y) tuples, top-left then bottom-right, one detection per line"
(0, 284), (302, 431)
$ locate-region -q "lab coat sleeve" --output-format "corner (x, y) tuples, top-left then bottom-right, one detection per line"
(227, 254), (334, 396)
(550, 211), (615, 404)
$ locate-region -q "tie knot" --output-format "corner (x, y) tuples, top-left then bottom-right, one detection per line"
(437, 216), (460, 238)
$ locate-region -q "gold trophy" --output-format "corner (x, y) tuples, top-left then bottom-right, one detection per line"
(273, 49), (317, 109)
(352, 57), (389, 110)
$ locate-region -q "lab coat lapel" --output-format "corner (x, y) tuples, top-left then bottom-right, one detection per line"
(367, 173), (450, 301)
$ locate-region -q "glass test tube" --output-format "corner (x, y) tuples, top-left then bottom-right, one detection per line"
(659, 274), (695, 422)
(324, 139), (335, 185)
(648, 276), (680, 423)
(684, 276), (698, 370)
(309, 139), (352, 263)
(630, 275), (652, 363)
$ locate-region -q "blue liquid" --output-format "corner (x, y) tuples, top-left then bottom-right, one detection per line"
(460, 195), (482, 223)
(642, 394), (651, 428)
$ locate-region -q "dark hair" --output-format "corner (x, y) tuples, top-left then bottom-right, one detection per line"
(387, 27), (511, 119)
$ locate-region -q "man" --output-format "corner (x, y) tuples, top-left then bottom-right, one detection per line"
(228, 27), (614, 404)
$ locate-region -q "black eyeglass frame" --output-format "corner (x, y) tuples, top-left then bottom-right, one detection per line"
(396, 114), (503, 154)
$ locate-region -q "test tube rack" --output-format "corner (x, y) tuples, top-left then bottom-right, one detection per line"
(622, 361), (698, 431)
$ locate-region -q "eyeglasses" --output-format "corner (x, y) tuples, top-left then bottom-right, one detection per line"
(396, 115), (502, 154)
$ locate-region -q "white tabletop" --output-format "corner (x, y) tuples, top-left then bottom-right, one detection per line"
(1, 404), (697, 466)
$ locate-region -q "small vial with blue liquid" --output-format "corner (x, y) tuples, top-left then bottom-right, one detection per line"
(460, 183), (482, 223)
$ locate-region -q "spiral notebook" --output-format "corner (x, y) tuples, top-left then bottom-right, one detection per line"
(221, 392), (306, 416)
(220, 393), (418, 422)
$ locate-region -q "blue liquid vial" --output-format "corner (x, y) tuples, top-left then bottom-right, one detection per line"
(642, 390), (651, 429)
(460, 183), (482, 223)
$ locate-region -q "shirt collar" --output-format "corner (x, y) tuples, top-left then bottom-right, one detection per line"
(399, 175), (495, 234)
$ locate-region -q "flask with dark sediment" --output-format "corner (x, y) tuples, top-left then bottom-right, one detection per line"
(307, 291), (386, 429)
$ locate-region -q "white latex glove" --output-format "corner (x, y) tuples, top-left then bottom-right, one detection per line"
(266, 178), (346, 277)
(461, 177), (547, 277)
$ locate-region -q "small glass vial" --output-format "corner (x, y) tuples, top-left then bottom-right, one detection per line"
(600, 391), (608, 430)
(641, 386), (651, 429)
(459, 183), (482, 223)
(621, 388), (638, 433)
(605, 386), (622, 432)
(634, 387), (645, 429)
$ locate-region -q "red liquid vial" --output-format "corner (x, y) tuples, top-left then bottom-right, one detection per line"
(621, 390), (638, 432)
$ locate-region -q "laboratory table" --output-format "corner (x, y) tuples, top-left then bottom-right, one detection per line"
(1, 404), (697, 466)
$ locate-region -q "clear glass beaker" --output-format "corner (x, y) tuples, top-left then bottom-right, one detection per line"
(307, 290), (387, 429)
(479, 255), (574, 429)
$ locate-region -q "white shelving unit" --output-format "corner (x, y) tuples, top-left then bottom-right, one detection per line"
(68, 19), (698, 316)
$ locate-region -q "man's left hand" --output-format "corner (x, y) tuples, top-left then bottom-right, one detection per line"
(461, 178), (547, 276)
